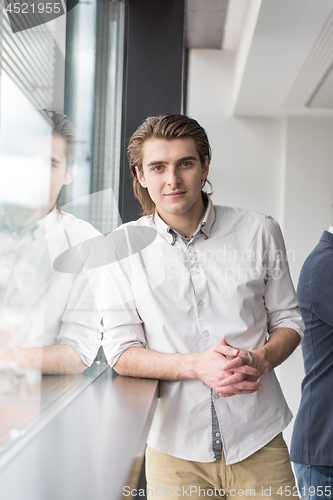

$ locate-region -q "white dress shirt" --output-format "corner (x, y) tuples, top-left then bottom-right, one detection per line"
(103, 198), (304, 465)
(0, 209), (103, 366)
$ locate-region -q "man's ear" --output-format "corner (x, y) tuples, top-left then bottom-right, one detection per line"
(201, 156), (210, 180)
(63, 164), (78, 186)
(135, 166), (147, 188)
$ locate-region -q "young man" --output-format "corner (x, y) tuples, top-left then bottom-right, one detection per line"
(104, 114), (304, 499)
(0, 112), (102, 374)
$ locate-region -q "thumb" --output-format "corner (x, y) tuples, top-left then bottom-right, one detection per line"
(214, 341), (239, 358)
(220, 338), (232, 347)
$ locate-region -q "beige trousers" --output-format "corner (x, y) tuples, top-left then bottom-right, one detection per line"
(145, 433), (296, 500)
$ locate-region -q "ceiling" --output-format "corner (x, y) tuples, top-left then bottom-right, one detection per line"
(184, 0), (229, 49)
(232, 0), (333, 116)
(307, 64), (333, 109)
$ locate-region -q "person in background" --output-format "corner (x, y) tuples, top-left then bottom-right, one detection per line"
(0, 111), (102, 374)
(104, 114), (304, 499)
(291, 228), (333, 500)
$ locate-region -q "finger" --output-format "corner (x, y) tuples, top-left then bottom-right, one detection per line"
(215, 382), (260, 396)
(223, 357), (246, 369)
(213, 344), (239, 358)
(234, 365), (260, 377)
(226, 365), (261, 379)
(231, 379), (261, 391)
(216, 384), (260, 396)
(218, 392), (238, 398)
(241, 374), (259, 383)
(219, 338), (231, 347)
(220, 340), (253, 366)
(216, 372), (246, 387)
(219, 389), (259, 396)
(237, 350), (253, 365)
(215, 384), (244, 396)
(219, 338), (238, 353)
(215, 378), (261, 393)
(224, 360), (260, 377)
(216, 369), (236, 380)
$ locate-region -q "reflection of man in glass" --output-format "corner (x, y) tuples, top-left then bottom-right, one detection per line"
(0, 112), (102, 374)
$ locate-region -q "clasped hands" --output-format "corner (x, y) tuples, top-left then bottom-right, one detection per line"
(198, 339), (269, 398)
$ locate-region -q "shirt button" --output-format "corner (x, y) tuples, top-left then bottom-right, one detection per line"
(198, 301), (205, 307)
(193, 271), (199, 276)
(193, 264), (198, 269)
(216, 440), (220, 445)
(189, 248), (196, 254)
(192, 257), (197, 262)
(214, 393), (220, 399)
(216, 432), (220, 437)
(203, 331), (210, 337)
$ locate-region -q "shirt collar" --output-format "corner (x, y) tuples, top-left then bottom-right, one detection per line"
(154, 196), (215, 245)
(0, 205), (61, 239)
(0, 205), (39, 236)
(35, 209), (61, 238)
(320, 230), (333, 246)
(199, 196), (215, 238)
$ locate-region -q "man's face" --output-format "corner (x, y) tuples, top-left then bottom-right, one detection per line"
(49, 134), (75, 211)
(137, 137), (209, 220)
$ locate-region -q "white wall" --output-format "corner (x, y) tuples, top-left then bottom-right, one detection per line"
(187, 48), (333, 448)
(284, 117), (333, 284)
(279, 116), (333, 445)
(187, 49), (286, 222)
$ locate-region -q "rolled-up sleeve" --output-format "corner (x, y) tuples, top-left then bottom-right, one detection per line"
(101, 262), (147, 367)
(57, 269), (103, 367)
(263, 216), (304, 339)
(53, 217), (104, 367)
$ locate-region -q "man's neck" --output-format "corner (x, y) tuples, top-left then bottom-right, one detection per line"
(157, 196), (206, 240)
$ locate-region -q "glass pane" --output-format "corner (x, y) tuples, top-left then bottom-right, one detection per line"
(0, 0), (125, 455)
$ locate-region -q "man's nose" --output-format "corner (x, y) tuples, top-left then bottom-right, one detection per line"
(167, 167), (181, 187)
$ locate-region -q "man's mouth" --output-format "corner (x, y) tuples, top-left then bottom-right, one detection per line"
(165, 191), (186, 198)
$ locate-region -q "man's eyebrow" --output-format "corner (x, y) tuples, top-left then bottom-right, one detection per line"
(146, 156), (197, 167)
(178, 156), (197, 162)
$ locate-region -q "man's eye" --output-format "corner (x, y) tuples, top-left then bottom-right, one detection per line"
(153, 165), (163, 171)
(181, 161), (191, 167)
